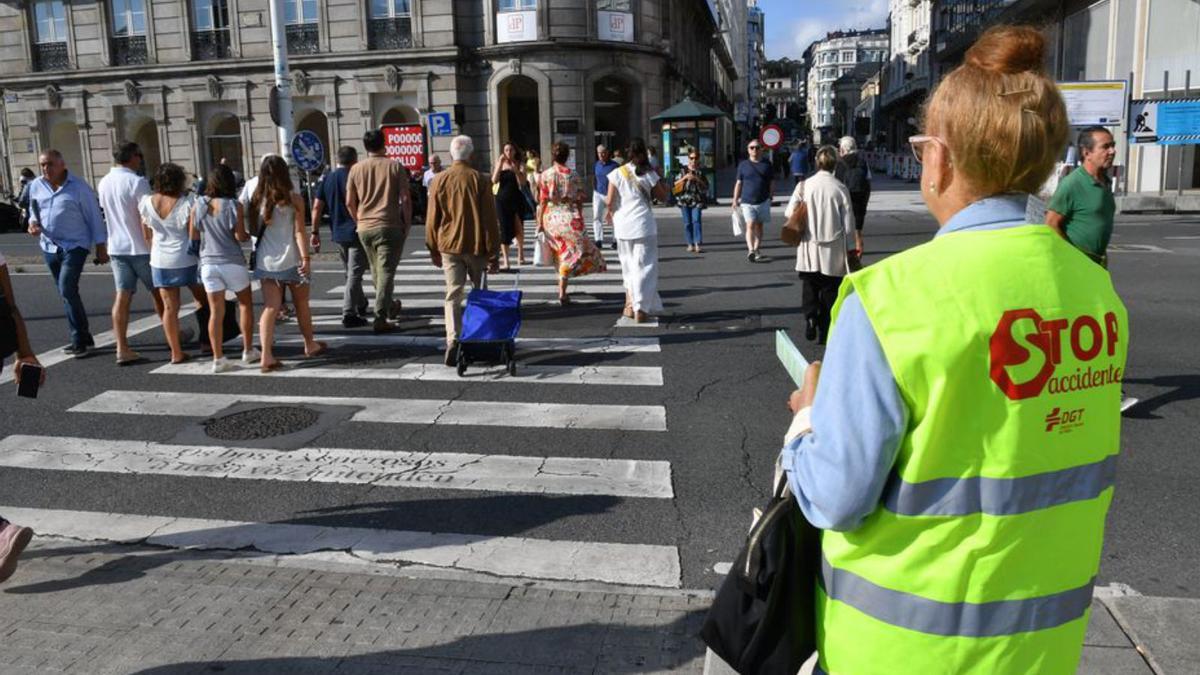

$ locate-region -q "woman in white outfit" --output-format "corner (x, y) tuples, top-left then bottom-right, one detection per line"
(785, 145), (856, 344)
(605, 138), (669, 323)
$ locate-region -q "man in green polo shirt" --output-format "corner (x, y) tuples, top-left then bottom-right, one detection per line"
(1046, 126), (1117, 266)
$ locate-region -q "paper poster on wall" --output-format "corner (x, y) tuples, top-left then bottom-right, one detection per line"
(597, 11), (634, 42)
(1129, 100), (1159, 144)
(497, 10), (537, 43)
(1058, 80), (1127, 126)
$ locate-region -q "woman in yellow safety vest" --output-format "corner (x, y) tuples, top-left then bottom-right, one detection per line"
(779, 25), (1129, 674)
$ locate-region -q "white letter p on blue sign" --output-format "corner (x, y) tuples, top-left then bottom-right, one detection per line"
(429, 112), (452, 137)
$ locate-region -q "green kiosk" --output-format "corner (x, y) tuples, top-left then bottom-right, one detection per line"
(652, 97), (726, 203)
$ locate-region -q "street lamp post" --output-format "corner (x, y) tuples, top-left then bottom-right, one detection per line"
(267, 0), (294, 157)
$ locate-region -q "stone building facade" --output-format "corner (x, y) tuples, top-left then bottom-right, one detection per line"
(0, 0), (736, 189)
(804, 29), (887, 135)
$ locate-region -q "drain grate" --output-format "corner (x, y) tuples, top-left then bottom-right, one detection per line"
(203, 406), (320, 441)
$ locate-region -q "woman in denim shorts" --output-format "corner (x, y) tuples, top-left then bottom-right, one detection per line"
(140, 163), (209, 364)
(248, 156), (326, 372)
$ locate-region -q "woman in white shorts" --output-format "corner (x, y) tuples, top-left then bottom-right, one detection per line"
(189, 164), (258, 373)
(140, 163), (209, 364)
(247, 156), (326, 373)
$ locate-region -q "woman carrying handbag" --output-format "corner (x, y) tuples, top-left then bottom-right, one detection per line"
(536, 142), (607, 306)
(787, 146), (856, 344)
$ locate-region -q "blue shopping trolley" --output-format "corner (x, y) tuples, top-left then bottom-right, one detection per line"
(456, 275), (522, 377)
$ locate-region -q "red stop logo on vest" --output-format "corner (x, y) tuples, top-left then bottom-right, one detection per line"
(989, 309), (1123, 401)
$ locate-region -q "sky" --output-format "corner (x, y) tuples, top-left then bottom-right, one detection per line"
(757, 0), (890, 60)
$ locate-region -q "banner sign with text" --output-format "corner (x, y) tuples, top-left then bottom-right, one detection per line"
(381, 124), (425, 172)
(1129, 99), (1200, 145)
(1058, 80), (1127, 127)
(497, 10), (537, 43)
(597, 10), (634, 42)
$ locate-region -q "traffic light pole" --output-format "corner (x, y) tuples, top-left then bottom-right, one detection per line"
(267, 0), (294, 157)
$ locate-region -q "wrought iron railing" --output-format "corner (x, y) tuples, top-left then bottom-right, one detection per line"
(367, 17), (413, 50)
(111, 35), (149, 66)
(286, 23), (320, 54)
(191, 28), (232, 61)
(33, 42), (70, 71)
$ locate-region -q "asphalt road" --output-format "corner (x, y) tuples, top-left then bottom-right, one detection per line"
(0, 179), (1197, 596)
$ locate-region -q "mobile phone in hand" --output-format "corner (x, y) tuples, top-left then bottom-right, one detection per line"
(16, 364), (42, 399)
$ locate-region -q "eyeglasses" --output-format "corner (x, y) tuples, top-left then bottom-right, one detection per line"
(748, 145), (761, 151)
(908, 135), (947, 164)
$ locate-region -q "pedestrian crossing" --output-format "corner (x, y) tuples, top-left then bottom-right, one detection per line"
(7, 231), (686, 588)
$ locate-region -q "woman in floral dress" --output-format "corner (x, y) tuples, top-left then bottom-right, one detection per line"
(537, 142), (607, 305)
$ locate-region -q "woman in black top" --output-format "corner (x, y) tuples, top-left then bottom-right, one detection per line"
(492, 142), (529, 270)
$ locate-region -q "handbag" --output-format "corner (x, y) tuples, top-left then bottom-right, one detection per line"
(781, 200), (809, 247)
(0, 294), (18, 361)
(700, 476), (820, 675)
(248, 202), (269, 272)
(731, 207), (746, 237)
(533, 232), (555, 268)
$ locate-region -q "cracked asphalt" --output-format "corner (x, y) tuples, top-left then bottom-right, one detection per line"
(2, 180), (1199, 594)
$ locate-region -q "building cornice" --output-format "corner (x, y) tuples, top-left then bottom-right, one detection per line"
(475, 39), (666, 61)
(0, 47), (463, 90)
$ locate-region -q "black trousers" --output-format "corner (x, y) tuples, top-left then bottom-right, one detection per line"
(798, 272), (843, 342)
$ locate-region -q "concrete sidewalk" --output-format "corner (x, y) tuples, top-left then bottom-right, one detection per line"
(0, 538), (1192, 674)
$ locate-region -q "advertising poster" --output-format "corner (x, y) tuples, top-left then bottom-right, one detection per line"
(381, 124), (425, 173)
(1156, 100), (1200, 145)
(1058, 80), (1127, 126)
(597, 11), (634, 42)
(497, 10), (537, 43)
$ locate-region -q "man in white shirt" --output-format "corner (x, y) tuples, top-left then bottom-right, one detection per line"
(96, 142), (161, 364)
(422, 154), (443, 189)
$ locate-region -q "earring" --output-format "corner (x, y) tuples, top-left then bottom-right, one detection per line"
(928, 183), (936, 191)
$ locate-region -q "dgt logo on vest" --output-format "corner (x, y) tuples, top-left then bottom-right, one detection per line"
(989, 308), (1123, 401)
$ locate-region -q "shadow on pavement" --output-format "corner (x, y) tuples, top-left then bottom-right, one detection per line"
(128, 609), (709, 675)
(1122, 374), (1200, 419)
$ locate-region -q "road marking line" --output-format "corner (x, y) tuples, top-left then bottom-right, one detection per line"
(309, 315), (444, 327)
(0, 309), (192, 385)
(0, 435), (673, 499)
(71, 390), (668, 431)
(0, 505), (681, 587)
(326, 283), (627, 295)
(324, 273), (624, 284)
(410, 249), (621, 261)
(306, 297), (604, 309)
(150, 360), (664, 386)
(277, 334), (661, 353)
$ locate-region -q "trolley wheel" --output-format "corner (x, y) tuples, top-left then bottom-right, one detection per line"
(507, 357), (517, 376)
(505, 343), (517, 376)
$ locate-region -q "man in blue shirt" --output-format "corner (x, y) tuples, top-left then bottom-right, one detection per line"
(311, 146), (369, 328)
(733, 140), (776, 262)
(592, 145), (620, 249)
(789, 142), (810, 185)
(26, 149), (107, 356)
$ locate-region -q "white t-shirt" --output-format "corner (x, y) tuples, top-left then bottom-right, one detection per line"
(611, 163), (659, 240)
(423, 168), (440, 189)
(97, 166), (152, 256)
(139, 194), (198, 269)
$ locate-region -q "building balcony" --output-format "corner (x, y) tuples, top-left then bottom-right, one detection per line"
(367, 17), (413, 51)
(33, 42), (70, 71)
(286, 23), (320, 55)
(111, 34), (149, 66)
(191, 28), (232, 61)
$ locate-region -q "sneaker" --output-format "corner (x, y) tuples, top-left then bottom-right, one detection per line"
(443, 341), (459, 367)
(747, 251), (756, 263)
(116, 350), (142, 366)
(342, 315), (369, 328)
(0, 521), (34, 583)
(211, 358), (236, 374)
(241, 348), (262, 365)
(65, 344), (89, 359)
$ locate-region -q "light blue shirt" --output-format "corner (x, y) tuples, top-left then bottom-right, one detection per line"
(780, 195), (1031, 530)
(27, 173), (106, 254)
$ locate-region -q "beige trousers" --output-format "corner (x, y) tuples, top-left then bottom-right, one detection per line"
(442, 252), (487, 345)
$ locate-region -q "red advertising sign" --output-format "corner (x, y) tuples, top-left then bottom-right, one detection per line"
(381, 124), (425, 172)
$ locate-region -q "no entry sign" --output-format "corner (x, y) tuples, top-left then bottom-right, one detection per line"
(381, 124), (425, 172)
(760, 124), (784, 149)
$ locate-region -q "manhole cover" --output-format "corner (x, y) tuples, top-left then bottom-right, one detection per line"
(203, 406), (320, 441)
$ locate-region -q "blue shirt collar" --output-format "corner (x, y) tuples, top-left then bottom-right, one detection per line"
(937, 194), (1029, 237)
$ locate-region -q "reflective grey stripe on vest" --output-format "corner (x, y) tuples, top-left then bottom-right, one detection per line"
(882, 454), (1118, 518)
(820, 557), (1095, 637)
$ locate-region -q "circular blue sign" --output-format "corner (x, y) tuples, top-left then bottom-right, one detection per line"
(290, 130), (324, 173)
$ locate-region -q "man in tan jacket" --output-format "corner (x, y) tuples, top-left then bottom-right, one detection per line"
(425, 135), (501, 365)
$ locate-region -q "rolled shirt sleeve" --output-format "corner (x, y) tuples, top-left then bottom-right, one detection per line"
(779, 292), (909, 531)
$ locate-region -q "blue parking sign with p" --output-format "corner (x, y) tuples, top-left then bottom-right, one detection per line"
(428, 112), (452, 137)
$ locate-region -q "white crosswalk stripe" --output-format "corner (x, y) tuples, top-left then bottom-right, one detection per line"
(277, 335), (661, 353)
(150, 360), (664, 386)
(70, 390), (669, 431)
(307, 296), (605, 309)
(328, 283), (627, 295)
(0, 436), (673, 499)
(0, 505), (681, 587)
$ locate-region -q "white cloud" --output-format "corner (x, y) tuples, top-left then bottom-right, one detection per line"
(769, 0), (889, 59)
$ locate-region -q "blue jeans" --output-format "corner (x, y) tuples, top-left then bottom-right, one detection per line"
(43, 246), (91, 347)
(680, 206), (703, 246)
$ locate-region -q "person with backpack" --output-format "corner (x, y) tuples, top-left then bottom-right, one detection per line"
(834, 136), (869, 259)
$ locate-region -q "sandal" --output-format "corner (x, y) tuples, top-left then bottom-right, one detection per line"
(260, 360), (284, 374)
(170, 353), (191, 365)
(622, 306), (634, 319)
(635, 310), (651, 324)
(305, 341), (329, 358)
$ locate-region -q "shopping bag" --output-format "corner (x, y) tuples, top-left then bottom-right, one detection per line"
(732, 207), (746, 237)
(533, 232), (555, 268)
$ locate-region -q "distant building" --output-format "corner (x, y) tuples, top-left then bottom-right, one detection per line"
(747, 0), (766, 132)
(804, 28), (888, 139)
(880, 0), (933, 152)
(832, 63), (883, 140)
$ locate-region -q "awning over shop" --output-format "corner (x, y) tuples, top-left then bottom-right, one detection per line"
(651, 97), (729, 122)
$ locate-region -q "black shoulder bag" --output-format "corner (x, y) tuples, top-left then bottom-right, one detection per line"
(247, 200), (269, 272)
(700, 476), (820, 674)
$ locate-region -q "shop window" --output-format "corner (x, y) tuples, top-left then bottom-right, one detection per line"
(367, 0), (412, 50)
(597, 0), (633, 42)
(497, 0), (537, 43)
